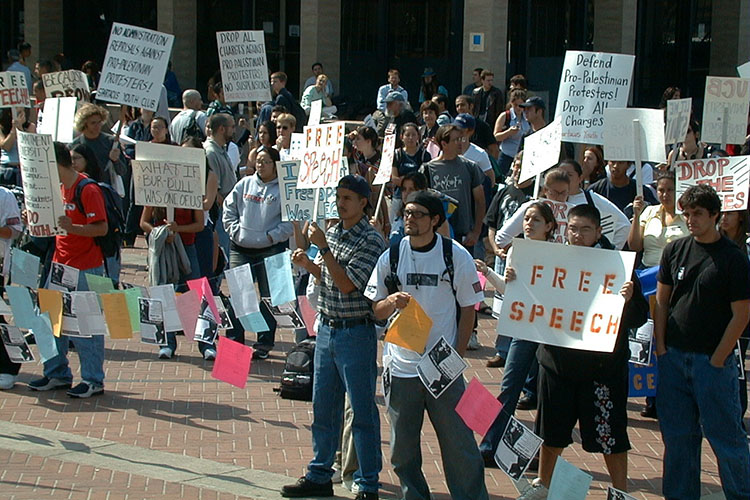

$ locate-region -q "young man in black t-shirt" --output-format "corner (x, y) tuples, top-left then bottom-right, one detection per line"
(654, 184), (750, 500)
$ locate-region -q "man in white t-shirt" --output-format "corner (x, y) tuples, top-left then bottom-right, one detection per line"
(365, 191), (489, 500)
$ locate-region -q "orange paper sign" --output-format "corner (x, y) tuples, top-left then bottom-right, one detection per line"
(384, 298), (433, 354)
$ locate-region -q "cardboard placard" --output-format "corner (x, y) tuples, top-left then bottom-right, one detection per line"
(675, 155), (749, 212)
(132, 160), (204, 209)
(603, 108), (666, 163)
(216, 30), (272, 103)
(554, 51), (635, 144)
(42, 70), (91, 101)
(0, 71), (30, 108)
(135, 141), (205, 195)
(664, 98), (692, 145)
(374, 133), (396, 185)
(701, 76), (750, 145)
(17, 131), (66, 236)
(97, 23), (174, 111)
(297, 123), (346, 188)
(519, 117), (562, 183)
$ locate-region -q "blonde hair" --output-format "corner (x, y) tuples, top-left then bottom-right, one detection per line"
(276, 113), (296, 129)
(74, 103), (109, 132)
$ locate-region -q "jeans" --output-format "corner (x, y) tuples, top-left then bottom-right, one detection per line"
(105, 253), (121, 284)
(228, 244), (285, 349)
(306, 320), (381, 493)
(481, 339), (539, 457)
(657, 347), (750, 500)
(389, 376), (489, 500)
(43, 265), (106, 387)
(493, 258), (512, 358)
(215, 207), (230, 266)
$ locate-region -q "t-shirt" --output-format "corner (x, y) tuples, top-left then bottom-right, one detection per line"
(658, 235), (750, 354)
(639, 205), (688, 267)
(364, 235), (483, 377)
(53, 173), (107, 270)
(589, 177), (658, 215)
(461, 143), (492, 173)
(393, 148), (431, 199)
(484, 183), (528, 230)
(420, 157), (483, 236)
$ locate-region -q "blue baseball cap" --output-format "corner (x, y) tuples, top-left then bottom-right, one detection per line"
(453, 113), (476, 130)
(337, 174), (371, 200)
(384, 91), (405, 103)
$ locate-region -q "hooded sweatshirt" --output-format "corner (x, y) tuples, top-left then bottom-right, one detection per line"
(222, 173), (293, 249)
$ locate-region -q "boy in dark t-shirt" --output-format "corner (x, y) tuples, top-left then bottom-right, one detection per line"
(654, 184), (750, 500)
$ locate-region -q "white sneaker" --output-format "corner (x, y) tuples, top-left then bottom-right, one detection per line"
(330, 468), (342, 484)
(467, 332), (481, 350)
(158, 347), (174, 359)
(516, 482), (548, 500)
(0, 373), (16, 390)
(342, 478), (359, 493)
(204, 349), (217, 361)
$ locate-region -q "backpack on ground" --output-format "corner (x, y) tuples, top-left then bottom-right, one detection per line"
(182, 110), (205, 142)
(73, 177), (125, 258)
(278, 338), (315, 401)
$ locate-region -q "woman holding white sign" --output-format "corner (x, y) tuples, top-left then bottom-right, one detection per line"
(1, 108), (35, 187)
(666, 118), (713, 163)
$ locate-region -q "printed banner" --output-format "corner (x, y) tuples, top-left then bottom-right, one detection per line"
(97, 23), (174, 111)
(297, 122), (346, 188)
(0, 71), (30, 108)
(498, 238), (636, 352)
(132, 160), (204, 209)
(664, 98), (692, 145)
(675, 155), (749, 211)
(519, 117), (562, 183)
(42, 70), (91, 101)
(603, 108), (666, 163)
(216, 30), (272, 103)
(17, 131), (66, 236)
(554, 51), (635, 144)
(701, 76), (750, 145)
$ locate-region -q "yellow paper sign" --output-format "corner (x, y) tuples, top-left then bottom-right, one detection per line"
(384, 298), (433, 353)
(37, 288), (63, 337)
(101, 293), (133, 339)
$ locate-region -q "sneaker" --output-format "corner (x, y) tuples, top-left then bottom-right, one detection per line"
(343, 477), (359, 493)
(252, 348), (269, 360)
(355, 492), (378, 500)
(203, 349), (217, 361)
(330, 468), (342, 484)
(517, 482), (549, 500)
(0, 374), (16, 390)
(517, 394), (538, 411)
(28, 377), (71, 391)
(640, 404), (658, 419)
(280, 477), (333, 497)
(66, 381), (104, 398)
(486, 354), (506, 367)
(158, 347), (174, 359)
(467, 332), (481, 350)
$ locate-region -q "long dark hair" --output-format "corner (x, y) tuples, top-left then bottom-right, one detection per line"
(258, 120), (277, 148)
(420, 75), (441, 102)
(721, 209), (750, 250)
(525, 201), (557, 241)
(71, 143), (105, 182)
(0, 109), (12, 135)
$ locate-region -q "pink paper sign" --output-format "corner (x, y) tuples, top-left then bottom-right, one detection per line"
(175, 290), (201, 339)
(297, 295), (317, 337)
(211, 337), (253, 388)
(475, 272), (487, 311)
(455, 377), (502, 436)
(187, 277), (220, 321)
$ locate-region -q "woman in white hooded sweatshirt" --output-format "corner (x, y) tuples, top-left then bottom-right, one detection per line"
(222, 146), (294, 359)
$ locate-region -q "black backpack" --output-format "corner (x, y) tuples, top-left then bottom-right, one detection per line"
(385, 236), (456, 297)
(73, 177), (125, 258)
(278, 338), (316, 401)
(182, 110), (205, 143)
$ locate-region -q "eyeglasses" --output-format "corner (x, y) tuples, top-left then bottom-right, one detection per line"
(404, 209), (430, 219)
(450, 136), (468, 143)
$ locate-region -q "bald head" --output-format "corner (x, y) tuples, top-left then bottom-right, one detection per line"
(182, 89), (202, 110)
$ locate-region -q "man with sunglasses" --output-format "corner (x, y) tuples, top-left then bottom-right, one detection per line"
(365, 190), (489, 500)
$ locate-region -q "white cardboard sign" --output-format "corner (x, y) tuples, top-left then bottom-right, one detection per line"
(701, 76), (750, 145)
(737, 61), (750, 79)
(554, 51), (635, 144)
(308, 99), (323, 127)
(498, 238), (635, 353)
(38, 97), (77, 143)
(277, 159), (348, 222)
(603, 108), (666, 163)
(132, 160), (204, 210)
(42, 70), (91, 101)
(664, 98), (692, 145)
(297, 122), (346, 189)
(97, 23), (174, 111)
(135, 141), (205, 196)
(675, 155), (749, 212)
(216, 30), (272, 103)
(17, 131), (66, 236)
(519, 117), (562, 183)
(374, 134), (396, 185)
(0, 71), (30, 108)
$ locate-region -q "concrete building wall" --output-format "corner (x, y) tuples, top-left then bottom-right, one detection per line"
(299, 0), (341, 95)
(710, 0), (750, 76)
(462, 0), (509, 88)
(23, 0), (63, 62)
(157, 0), (197, 92)
(592, 0), (637, 54)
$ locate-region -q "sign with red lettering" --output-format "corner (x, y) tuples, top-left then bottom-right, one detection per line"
(675, 156), (749, 212)
(701, 76), (750, 145)
(498, 238), (635, 352)
(373, 134), (395, 185)
(297, 122), (346, 188)
(540, 200), (577, 244)
(17, 132), (66, 236)
(0, 71), (30, 108)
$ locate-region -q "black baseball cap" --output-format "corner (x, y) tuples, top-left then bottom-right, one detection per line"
(519, 96), (546, 110)
(405, 191), (446, 227)
(337, 175), (372, 207)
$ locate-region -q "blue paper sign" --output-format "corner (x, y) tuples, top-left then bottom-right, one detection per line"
(31, 312), (59, 363)
(10, 248), (40, 289)
(264, 251), (296, 306)
(239, 311), (269, 333)
(7, 285), (37, 330)
(629, 355), (658, 397)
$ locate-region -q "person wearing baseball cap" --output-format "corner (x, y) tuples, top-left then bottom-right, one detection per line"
(284, 173), (386, 499)
(453, 113), (495, 186)
(519, 96), (547, 133)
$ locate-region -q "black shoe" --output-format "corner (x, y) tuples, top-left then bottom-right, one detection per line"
(517, 394), (537, 411)
(252, 348), (269, 360)
(281, 477), (333, 498)
(482, 453), (499, 469)
(640, 404), (658, 419)
(355, 492), (379, 500)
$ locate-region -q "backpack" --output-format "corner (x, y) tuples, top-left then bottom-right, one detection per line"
(385, 236), (456, 297)
(182, 110), (205, 142)
(73, 177), (125, 258)
(278, 338), (316, 401)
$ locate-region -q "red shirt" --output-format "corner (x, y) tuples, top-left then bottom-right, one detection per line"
(152, 208), (197, 245)
(53, 173), (107, 270)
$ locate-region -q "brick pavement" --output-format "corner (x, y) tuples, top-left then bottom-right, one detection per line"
(0, 238), (741, 499)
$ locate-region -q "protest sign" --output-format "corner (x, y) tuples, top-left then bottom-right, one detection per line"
(455, 378), (502, 436)
(264, 251), (295, 306)
(75, 291), (107, 336)
(261, 299), (305, 329)
(498, 238), (636, 352)
(629, 318), (653, 365)
(194, 296), (219, 345)
(519, 117), (562, 184)
(308, 99), (322, 127)
(42, 70), (91, 101)
(665, 98), (692, 145)
(138, 297), (167, 346)
(212, 337), (252, 388)
(374, 134), (396, 185)
(216, 30), (272, 103)
(17, 131), (66, 236)
(49, 262), (78, 292)
(675, 155), (749, 211)
(739, 61), (750, 78)
(187, 277), (220, 321)
(97, 23), (174, 111)
(628, 352), (657, 397)
(132, 160), (204, 210)
(603, 108), (667, 163)
(148, 285), (181, 333)
(37, 97), (77, 143)
(277, 158), (348, 222)
(554, 51), (635, 144)
(289, 133), (305, 161)
(701, 76), (750, 145)
(136, 142), (206, 194)
(297, 122), (346, 188)
(384, 298), (433, 354)
(0, 71), (30, 107)
(224, 263), (260, 317)
(416, 337), (468, 399)
(494, 417), (543, 481)
(100, 293), (133, 339)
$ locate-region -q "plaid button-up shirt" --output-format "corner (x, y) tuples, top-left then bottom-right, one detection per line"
(318, 215), (386, 319)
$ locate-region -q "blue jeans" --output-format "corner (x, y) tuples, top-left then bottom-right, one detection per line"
(306, 320), (381, 493)
(480, 339), (539, 456)
(389, 376), (488, 500)
(43, 265), (106, 387)
(657, 347), (750, 500)
(215, 207), (230, 266)
(105, 253), (121, 284)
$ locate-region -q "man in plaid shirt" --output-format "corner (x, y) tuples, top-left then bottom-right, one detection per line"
(284, 175), (386, 500)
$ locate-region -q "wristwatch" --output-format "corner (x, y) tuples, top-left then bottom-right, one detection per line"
(318, 246), (330, 257)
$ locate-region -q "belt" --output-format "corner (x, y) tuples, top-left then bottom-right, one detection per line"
(319, 315), (371, 329)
